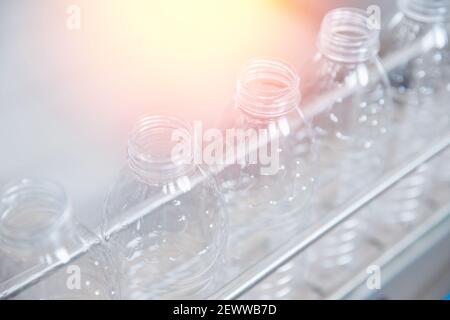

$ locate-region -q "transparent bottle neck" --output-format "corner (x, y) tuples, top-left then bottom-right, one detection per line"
(318, 8), (380, 63)
(0, 179), (72, 249)
(399, 0), (450, 23)
(127, 115), (196, 184)
(235, 58), (301, 120)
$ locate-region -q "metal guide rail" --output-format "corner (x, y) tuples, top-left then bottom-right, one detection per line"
(208, 134), (450, 300)
(329, 203), (450, 300)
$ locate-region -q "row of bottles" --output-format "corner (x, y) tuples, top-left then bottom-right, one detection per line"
(249, 0), (450, 299)
(1, 0), (449, 299)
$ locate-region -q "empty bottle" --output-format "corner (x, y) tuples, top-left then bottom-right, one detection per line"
(384, 0), (450, 137)
(300, 8), (389, 294)
(103, 115), (227, 299)
(217, 58), (316, 299)
(0, 179), (119, 300)
(374, 0), (450, 240)
(304, 7), (390, 210)
(385, 0), (450, 202)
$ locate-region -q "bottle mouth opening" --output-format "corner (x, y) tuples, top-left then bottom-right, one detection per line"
(128, 115), (196, 183)
(0, 179), (70, 244)
(399, 0), (450, 23)
(319, 8), (380, 63)
(235, 58), (301, 118)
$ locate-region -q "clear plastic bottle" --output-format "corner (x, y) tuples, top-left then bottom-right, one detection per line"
(0, 179), (119, 300)
(385, 0), (450, 200)
(103, 115), (227, 299)
(374, 0), (450, 241)
(217, 58), (316, 298)
(384, 0), (450, 137)
(304, 7), (390, 210)
(300, 8), (389, 295)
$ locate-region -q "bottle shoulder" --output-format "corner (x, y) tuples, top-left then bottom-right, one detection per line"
(303, 54), (390, 102)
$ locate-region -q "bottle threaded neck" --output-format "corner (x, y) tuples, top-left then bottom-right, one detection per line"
(128, 115), (196, 184)
(0, 179), (70, 246)
(318, 8), (380, 63)
(399, 0), (450, 23)
(235, 58), (301, 118)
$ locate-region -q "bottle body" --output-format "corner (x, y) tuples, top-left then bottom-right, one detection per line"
(103, 116), (227, 299)
(303, 219), (380, 295)
(366, 163), (432, 246)
(307, 54), (390, 209)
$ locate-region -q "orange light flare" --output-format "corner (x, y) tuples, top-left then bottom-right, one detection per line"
(53, 0), (319, 132)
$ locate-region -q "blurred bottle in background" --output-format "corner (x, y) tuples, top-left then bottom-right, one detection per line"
(243, 256), (322, 300)
(300, 7), (389, 294)
(383, 0), (450, 166)
(103, 115), (227, 299)
(217, 58), (316, 298)
(373, 0), (450, 243)
(384, 0), (450, 135)
(0, 179), (119, 299)
(303, 219), (379, 296)
(244, 261), (298, 300)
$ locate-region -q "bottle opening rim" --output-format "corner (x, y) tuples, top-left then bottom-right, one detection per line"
(318, 7), (380, 63)
(235, 58), (301, 118)
(127, 115), (197, 183)
(0, 179), (71, 245)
